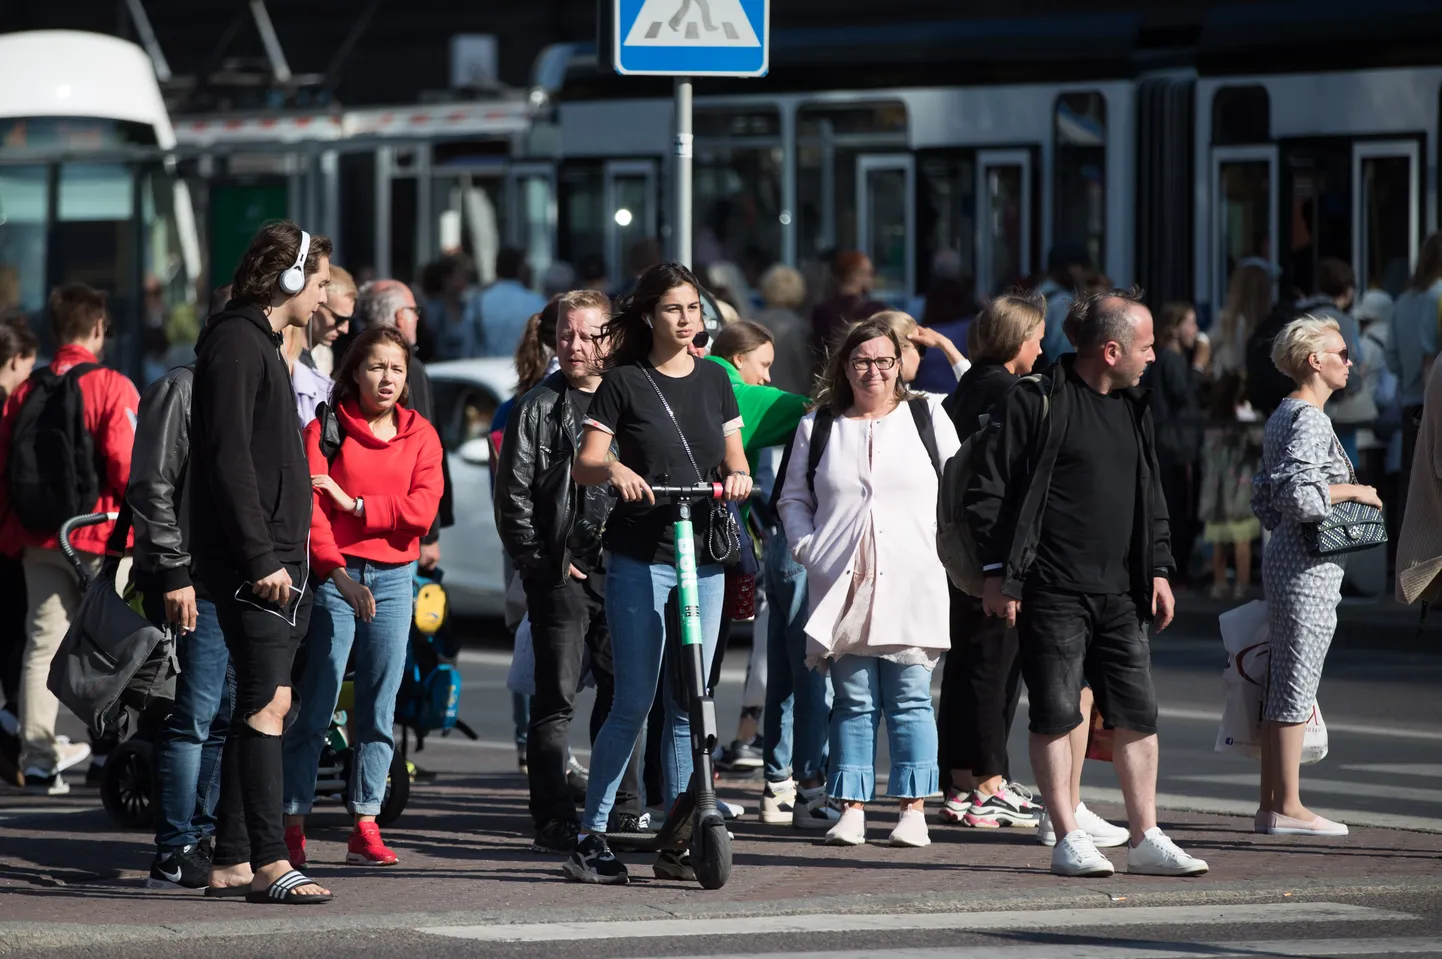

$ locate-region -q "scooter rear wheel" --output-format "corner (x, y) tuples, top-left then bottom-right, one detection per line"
(691, 820), (732, 889)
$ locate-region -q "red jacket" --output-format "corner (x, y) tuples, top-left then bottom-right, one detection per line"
(0, 345), (140, 557)
(305, 398), (445, 578)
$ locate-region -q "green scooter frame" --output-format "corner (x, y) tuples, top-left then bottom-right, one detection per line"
(604, 482), (732, 890)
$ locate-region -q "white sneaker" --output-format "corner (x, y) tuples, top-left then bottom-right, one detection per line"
(1038, 803), (1129, 847)
(760, 779), (796, 825)
(1051, 829), (1115, 877)
(1076, 802), (1130, 847)
(718, 799), (745, 821)
(1126, 827), (1208, 876)
(888, 809), (931, 847)
(825, 805), (866, 846)
(793, 784), (842, 830)
(20, 769), (70, 795)
(54, 740), (92, 775)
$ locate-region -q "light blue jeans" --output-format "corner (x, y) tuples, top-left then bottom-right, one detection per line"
(828, 655), (939, 803)
(762, 530), (832, 785)
(283, 559), (415, 816)
(582, 551), (723, 833)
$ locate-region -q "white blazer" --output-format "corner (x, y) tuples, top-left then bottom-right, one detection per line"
(777, 397), (962, 656)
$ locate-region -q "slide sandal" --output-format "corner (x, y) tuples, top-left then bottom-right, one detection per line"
(204, 885), (249, 898)
(244, 870), (333, 905)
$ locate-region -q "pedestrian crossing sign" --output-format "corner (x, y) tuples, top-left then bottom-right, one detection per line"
(613, 0), (769, 77)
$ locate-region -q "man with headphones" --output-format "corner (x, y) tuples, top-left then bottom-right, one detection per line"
(190, 220), (337, 904)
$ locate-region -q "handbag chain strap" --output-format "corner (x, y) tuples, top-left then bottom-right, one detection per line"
(640, 367), (709, 486)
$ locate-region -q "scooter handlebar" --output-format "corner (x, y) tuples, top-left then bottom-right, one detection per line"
(648, 482), (724, 501)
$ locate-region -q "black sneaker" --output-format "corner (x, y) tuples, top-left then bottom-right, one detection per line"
(653, 848), (695, 881)
(0, 726), (20, 788)
(715, 738), (764, 773)
(196, 837), (214, 864)
(531, 819), (579, 854)
(608, 811), (642, 833)
(562, 833), (628, 884)
(147, 844), (211, 890)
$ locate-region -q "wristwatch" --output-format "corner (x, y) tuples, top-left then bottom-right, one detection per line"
(352, 497), (365, 517)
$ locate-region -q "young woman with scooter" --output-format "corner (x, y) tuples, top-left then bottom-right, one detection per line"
(567, 263), (753, 886)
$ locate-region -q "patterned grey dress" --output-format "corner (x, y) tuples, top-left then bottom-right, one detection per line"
(1251, 398), (1352, 723)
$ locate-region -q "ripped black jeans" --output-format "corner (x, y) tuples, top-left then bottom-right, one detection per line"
(207, 564), (313, 871)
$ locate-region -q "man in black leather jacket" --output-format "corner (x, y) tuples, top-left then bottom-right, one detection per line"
(495, 289), (641, 853)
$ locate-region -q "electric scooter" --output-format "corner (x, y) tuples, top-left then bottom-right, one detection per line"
(604, 482), (733, 890)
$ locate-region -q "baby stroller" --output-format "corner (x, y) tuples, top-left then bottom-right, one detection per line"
(48, 512), (177, 828)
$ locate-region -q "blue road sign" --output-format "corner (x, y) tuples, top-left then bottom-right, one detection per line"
(613, 0), (769, 77)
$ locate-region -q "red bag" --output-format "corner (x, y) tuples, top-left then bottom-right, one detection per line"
(1084, 705), (1114, 762)
(723, 570), (756, 621)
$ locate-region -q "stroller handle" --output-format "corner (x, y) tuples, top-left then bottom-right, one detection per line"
(58, 512), (117, 584)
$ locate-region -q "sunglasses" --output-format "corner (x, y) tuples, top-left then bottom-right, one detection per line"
(1321, 347), (1349, 364)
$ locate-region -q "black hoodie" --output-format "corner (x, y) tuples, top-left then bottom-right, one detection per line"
(944, 359), (1020, 437)
(190, 303), (312, 585)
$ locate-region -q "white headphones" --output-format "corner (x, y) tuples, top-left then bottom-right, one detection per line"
(278, 230), (311, 296)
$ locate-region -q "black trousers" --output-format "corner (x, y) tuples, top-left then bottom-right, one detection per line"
(523, 571), (640, 828)
(938, 587), (1021, 786)
(208, 566), (312, 871)
(0, 554), (24, 707)
(1160, 462), (1198, 585)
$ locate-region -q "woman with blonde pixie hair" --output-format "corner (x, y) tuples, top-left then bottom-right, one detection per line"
(1252, 314), (1381, 838)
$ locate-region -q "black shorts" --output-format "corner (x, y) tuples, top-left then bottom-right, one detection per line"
(207, 563), (314, 723)
(1016, 586), (1158, 736)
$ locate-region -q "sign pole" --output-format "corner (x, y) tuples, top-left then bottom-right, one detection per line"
(675, 75), (693, 269)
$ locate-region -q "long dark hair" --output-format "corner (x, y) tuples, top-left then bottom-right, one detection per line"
(1411, 233), (1442, 291)
(599, 262), (704, 369)
(332, 326), (411, 412)
(0, 311), (38, 366)
(813, 319), (913, 415)
(514, 297), (562, 394)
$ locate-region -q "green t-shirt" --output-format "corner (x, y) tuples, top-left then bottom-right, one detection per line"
(704, 355), (810, 474)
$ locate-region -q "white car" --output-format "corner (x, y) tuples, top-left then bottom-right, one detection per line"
(426, 358), (518, 617)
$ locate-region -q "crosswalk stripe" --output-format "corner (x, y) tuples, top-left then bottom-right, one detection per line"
(1342, 763), (1442, 777)
(1172, 774), (1442, 805)
(419, 902), (1411, 943)
(641, 940), (1442, 959)
(1083, 785), (1442, 833)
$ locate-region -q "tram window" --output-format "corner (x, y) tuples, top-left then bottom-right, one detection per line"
(695, 107), (783, 289)
(917, 153), (976, 297)
(1284, 144), (1351, 301)
(0, 166), (49, 315)
(390, 176), (418, 285)
(139, 171), (200, 380)
(430, 173), (504, 280)
(1217, 161), (1271, 297)
(339, 151), (377, 279)
(558, 163), (606, 273)
(53, 163), (138, 372)
(1054, 92), (1107, 274)
(796, 100), (908, 289)
(1360, 155), (1413, 295)
(1212, 86), (1270, 146)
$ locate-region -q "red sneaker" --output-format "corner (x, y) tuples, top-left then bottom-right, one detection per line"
(284, 825), (307, 867)
(346, 821), (398, 865)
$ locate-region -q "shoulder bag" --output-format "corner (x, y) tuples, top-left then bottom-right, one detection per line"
(1302, 416), (1386, 557)
(640, 368), (741, 567)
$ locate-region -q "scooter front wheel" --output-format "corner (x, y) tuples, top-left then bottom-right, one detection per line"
(692, 819), (732, 889)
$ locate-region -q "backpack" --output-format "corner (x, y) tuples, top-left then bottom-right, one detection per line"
(316, 400), (344, 463)
(396, 570), (463, 739)
(935, 374), (1053, 597)
(770, 396), (941, 513)
(8, 363), (103, 534)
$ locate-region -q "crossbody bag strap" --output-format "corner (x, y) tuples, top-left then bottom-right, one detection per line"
(640, 368), (707, 485)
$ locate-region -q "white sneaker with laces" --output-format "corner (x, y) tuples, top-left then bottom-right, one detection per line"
(1037, 802), (1129, 847)
(1126, 827), (1209, 876)
(1076, 802), (1130, 847)
(54, 740), (91, 774)
(825, 805), (866, 846)
(761, 779), (796, 824)
(1051, 829), (1115, 877)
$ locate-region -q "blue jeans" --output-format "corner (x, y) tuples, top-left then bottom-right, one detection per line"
(829, 655), (939, 803)
(761, 532), (832, 785)
(283, 559), (415, 816)
(582, 551), (723, 832)
(152, 598), (233, 849)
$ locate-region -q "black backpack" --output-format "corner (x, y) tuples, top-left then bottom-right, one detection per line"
(8, 363), (103, 534)
(770, 397), (942, 512)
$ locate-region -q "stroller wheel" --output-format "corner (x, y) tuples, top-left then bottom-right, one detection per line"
(101, 739), (153, 830)
(375, 748), (410, 827)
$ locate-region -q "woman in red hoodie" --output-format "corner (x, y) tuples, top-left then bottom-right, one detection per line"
(281, 326), (444, 866)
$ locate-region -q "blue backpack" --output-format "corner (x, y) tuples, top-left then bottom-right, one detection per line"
(395, 570), (473, 743)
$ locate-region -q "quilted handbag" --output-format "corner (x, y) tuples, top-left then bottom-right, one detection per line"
(1303, 500), (1386, 557)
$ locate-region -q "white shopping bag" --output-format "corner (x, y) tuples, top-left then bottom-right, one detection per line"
(507, 614), (536, 696)
(1215, 599), (1328, 764)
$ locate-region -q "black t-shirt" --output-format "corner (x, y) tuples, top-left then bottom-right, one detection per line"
(566, 385), (600, 572)
(584, 357), (742, 564)
(568, 386), (594, 422)
(1031, 368), (1138, 594)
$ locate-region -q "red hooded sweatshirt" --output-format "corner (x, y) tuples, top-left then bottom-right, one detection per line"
(304, 398), (444, 578)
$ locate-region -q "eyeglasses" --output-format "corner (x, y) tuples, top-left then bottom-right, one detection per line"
(850, 356), (898, 372)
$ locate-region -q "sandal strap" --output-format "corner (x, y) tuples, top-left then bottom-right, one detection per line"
(268, 870), (316, 898)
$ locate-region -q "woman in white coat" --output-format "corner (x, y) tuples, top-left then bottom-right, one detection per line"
(777, 319), (962, 848)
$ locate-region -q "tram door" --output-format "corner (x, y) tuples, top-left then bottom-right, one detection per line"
(1210, 145), (1277, 311)
(1352, 140), (1421, 295)
(505, 162), (557, 283)
(605, 160), (658, 289)
(976, 150), (1033, 298)
(856, 154), (914, 305)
